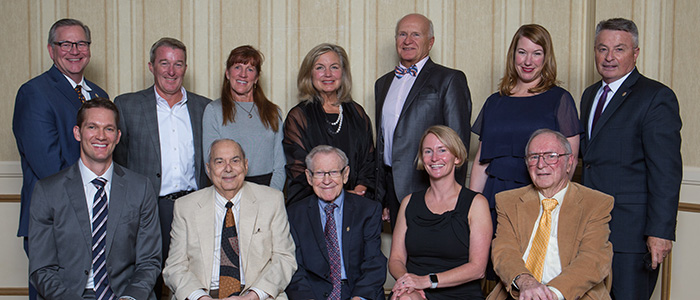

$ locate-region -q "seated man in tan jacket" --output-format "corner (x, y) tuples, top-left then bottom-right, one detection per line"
(489, 129), (613, 300)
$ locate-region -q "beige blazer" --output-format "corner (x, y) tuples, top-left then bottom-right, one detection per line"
(163, 183), (296, 300)
(488, 182), (613, 300)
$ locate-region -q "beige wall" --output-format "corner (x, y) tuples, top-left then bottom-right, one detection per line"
(0, 0), (698, 165)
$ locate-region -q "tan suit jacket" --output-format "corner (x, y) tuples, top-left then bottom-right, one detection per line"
(163, 183), (297, 300)
(488, 182), (613, 300)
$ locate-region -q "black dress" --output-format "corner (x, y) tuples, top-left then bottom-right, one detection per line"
(283, 99), (375, 205)
(404, 187), (484, 299)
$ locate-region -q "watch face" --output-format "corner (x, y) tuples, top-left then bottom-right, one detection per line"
(430, 273), (438, 283)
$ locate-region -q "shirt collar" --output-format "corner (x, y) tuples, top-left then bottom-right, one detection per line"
(399, 56), (429, 75)
(214, 187), (242, 210)
(602, 67), (635, 94)
(78, 159), (114, 186)
(61, 73), (92, 91)
(154, 86), (188, 107)
(538, 182), (569, 206)
(317, 190), (345, 211)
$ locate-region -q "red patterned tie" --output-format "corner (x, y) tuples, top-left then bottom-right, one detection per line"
(324, 203), (341, 300)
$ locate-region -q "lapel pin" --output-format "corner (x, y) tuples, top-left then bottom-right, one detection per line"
(346, 227), (350, 232)
(622, 92), (627, 97)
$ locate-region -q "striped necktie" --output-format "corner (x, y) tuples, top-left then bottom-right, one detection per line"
(91, 177), (114, 300)
(324, 203), (341, 300)
(525, 198), (558, 281)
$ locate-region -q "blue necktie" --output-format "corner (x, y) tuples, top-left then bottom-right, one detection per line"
(394, 65), (418, 78)
(91, 177), (114, 300)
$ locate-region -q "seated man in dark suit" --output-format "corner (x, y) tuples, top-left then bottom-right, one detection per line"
(488, 129), (613, 300)
(29, 98), (161, 300)
(286, 145), (387, 300)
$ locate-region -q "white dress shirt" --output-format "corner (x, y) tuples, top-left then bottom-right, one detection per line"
(381, 56), (429, 165)
(187, 190), (269, 300)
(155, 86), (197, 196)
(78, 159), (114, 290)
(522, 184), (568, 300)
(63, 74), (93, 101)
(587, 69), (634, 137)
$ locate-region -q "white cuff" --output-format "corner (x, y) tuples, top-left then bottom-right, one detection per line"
(249, 287), (270, 300)
(187, 289), (208, 300)
(547, 286), (565, 300)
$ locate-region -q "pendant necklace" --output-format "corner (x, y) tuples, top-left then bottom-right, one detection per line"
(235, 101), (255, 118)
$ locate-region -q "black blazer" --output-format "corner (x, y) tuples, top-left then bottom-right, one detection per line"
(580, 68), (682, 252)
(286, 192), (386, 300)
(375, 58), (472, 203)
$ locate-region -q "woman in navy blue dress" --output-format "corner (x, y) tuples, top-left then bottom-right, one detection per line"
(470, 24), (582, 245)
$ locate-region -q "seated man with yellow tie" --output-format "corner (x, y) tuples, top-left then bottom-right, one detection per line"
(488, 129), (613, 300)
(163, 138), (296, 300)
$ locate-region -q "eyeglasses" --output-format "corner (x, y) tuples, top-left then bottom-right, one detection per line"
(526, 152), (570, 166)
(53, 40), (91, 52)
(308, 166), (347, 179)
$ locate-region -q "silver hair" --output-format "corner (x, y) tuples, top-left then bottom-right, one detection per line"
(395, 14), (434, 39)
(595, 18), (639, 48)
(207, 138), (245, 162)
(48, 18), (91, 45)
(525, 129), (572, 155)
(305, 145), (349, 171)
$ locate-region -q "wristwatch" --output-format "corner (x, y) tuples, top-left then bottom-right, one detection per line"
(429, 273), (438, 289)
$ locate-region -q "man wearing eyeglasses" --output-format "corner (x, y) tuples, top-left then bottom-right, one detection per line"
(286, 145), (386, 300)
(13, 18), (108, 300)
(488, 129), (613, 300)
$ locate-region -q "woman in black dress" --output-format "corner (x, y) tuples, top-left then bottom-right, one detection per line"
(389, 126), (492, 300)
(283, 43), (375, 205)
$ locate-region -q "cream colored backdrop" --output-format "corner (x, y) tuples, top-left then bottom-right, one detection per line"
(1, 0), (699, 299)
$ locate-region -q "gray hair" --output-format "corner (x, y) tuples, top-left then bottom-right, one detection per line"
(149, 37), (187, 64)
(395, 13), (434, 39)
(305, 145), (349, 171)
(207, 138), (245, 162)
(48, 18), (91, 45)
(596, 18), (639, 48)
(525, 129), (572, 155)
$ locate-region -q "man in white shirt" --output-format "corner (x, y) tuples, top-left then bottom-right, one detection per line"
(163, 139), (296, 300)
(489, 129), (613, 300)
(113, 37), (211, 297)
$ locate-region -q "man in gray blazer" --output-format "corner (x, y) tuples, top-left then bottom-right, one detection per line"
(29, 98), (161, 300)
(375, 13), (472, 226)
(113, 37), (211, 297)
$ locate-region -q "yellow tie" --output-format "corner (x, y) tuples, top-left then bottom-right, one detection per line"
(525, 198), (558, 281)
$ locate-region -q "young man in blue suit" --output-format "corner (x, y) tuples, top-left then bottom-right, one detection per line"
(29, 98), (161, 300)
(13, 18), (108, 300)
(580, 18), (682, 299)
(287, 145), (387, 300)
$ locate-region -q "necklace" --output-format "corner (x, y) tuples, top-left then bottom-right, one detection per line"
(234, 101), (255, 118)
(325, 104), (343, 134)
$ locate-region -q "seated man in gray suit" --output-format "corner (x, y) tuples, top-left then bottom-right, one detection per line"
(163, 139), (296, 300)
(286, 145), (386, 300)
(488, 129), (613, 300)
(29, 98), (161, 300)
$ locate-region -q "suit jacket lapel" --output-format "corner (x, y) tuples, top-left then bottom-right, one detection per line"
(589, 69), (640, 141)
(105, 164), (127, 258)
(557, 184), (583, 266)
(307, 196), (331, 264)
(140, 87), (163, 163)
(48, 65), (82, 110)
(399, 58), (434, 119)
(66, 164), (93, 252)
(341, 196), (354, 270)
(516, 187), (541, 252)
(195, 187), (216, 281)
(238, 183), (258, 275)
(186, 92), (204, 188)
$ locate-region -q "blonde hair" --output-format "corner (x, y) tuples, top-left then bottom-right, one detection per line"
(297, 43), (353, 103)
(415, 125), (468, 170)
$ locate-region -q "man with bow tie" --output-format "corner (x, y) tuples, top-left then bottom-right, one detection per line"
(374, 13), (472, 227)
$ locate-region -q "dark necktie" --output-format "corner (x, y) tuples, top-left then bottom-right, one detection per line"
(219, 201), (241, 297)
(394, 65), (418, 78)
(324, 203), (341, 300)
(75, 85), (87, 103)
(591, 85), (611, 130)
(91, 177), (114, 300)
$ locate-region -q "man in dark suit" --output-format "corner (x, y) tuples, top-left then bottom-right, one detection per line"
(113, 37), (210, 297)
(580, 18), (682, 299)
(29, 98), (161, 300)
(375, 13), (472, 226)
(489, 129), (613, 300)
(286, 145), (386, 300)
(14, 18), (108, 300)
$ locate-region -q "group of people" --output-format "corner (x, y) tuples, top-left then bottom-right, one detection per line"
(13, 11), (681, 300)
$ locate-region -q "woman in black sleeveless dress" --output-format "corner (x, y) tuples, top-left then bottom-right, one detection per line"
(389, 126), (492, 300)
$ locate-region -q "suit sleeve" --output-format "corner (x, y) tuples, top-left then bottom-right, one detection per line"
(201, 103), (219, 163)
(641, 87), (682, 240)
(249, 193), (297, 297)
(547, 195), (613, 299)
(121, 180), (162, 299)
(285, 220), (318, 299)
(270, 113), (287, 191)
(490, 196), (531, 299)
(28, 182), (83, 300)
(13, 84), (72, 179)
(350, 201), (387, 299)
(163, 199), (209, 300)
(113, 96), (129, 167)
(442, 70), (472, 182)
